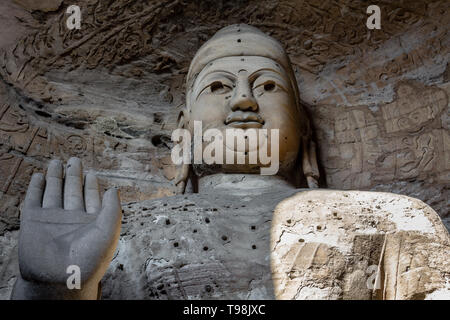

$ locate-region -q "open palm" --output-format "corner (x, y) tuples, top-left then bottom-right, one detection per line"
(18, 157), (122, 287)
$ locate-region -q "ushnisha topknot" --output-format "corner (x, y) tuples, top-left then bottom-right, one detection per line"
(186, 24), (300, 105)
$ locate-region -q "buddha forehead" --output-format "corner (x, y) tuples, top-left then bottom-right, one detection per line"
(197, 56), (286, 78)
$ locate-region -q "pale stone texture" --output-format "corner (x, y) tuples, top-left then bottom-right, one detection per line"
(271, 190), (450, 300)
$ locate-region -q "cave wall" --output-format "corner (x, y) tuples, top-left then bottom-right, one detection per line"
(0, 0), (448, 235)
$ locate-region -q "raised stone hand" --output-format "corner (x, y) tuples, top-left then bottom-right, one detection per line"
(11, 157), (122, 300)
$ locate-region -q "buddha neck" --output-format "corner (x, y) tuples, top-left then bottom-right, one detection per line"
(197, 173), (295, 195)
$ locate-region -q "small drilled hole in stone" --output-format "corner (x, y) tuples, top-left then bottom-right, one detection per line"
(252, 245), (257, 250)
(286, 219), (292, 224)
(317, 225), (322, 230)
(205, 217), (210, 223)
(165, 219), (171, 225)
(237, 39), (241, 43)
(205, 285), (212, 292)
(173, 242), (179, 247)
(193, 229), (197, 233)
(251, 225), (256, 230)
(299, 238), (305, 242)
(222, 235), (228, 241)
(203, 246), (209, 251)
(242, 94), (246, 97)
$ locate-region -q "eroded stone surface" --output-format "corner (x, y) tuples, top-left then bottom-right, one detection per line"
(2, 188), (448, 300)
(0, 231), (18, 300)
(271, 190), (450, 300)
(101, 188), (297, 299)
(13, 0), (63, 12)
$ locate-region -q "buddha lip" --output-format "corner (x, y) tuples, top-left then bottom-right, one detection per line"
(227, 121), (264, 129)
(224, 114), (265, 125)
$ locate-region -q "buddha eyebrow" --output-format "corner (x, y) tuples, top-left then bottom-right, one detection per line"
(248, 68), (288, 82)
(197, 70), (236, 85)
(249, 69), (290, 91)
(194, 72), (233, 100)
(195, 71), (236, 100)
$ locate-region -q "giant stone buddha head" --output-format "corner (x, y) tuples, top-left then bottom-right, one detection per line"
(175, 24), (319, 191)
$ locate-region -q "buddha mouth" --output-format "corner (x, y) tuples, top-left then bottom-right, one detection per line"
(224, 113), (265, 128)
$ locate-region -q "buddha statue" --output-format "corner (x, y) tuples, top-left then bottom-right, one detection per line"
(11, 25), (449, 300)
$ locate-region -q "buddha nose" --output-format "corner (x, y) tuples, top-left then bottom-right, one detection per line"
(230, 80), (259, 112)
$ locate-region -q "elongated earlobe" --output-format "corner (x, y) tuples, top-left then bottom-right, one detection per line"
(302, 137), (319, 188)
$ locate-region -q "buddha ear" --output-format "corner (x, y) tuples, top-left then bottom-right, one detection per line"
(177, 107), (189, 129)
(173, 108), (190, 193)
(302, 137), (319, 188)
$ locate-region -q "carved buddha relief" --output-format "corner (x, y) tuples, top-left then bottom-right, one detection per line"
(8, 24), (449, 300)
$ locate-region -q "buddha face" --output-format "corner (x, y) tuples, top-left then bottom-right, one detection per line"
(186, 56), (302, 175)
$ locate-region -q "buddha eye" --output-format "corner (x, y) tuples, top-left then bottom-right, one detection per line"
(253, 80), (278, 95)
(209, 81), (231, 94)
(263, 81), (276, 92)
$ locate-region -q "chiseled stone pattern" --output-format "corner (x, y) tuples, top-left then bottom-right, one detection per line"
(0, 0), (449, 236)
(272, 190), (450, 300)
(101, 189), (298, 299)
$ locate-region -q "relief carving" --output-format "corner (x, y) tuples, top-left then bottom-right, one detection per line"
(0, 5), (447, 299)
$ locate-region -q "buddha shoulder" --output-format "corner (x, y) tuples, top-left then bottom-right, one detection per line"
(273, 189), (449, 239)
(271, 190), (450, 300)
